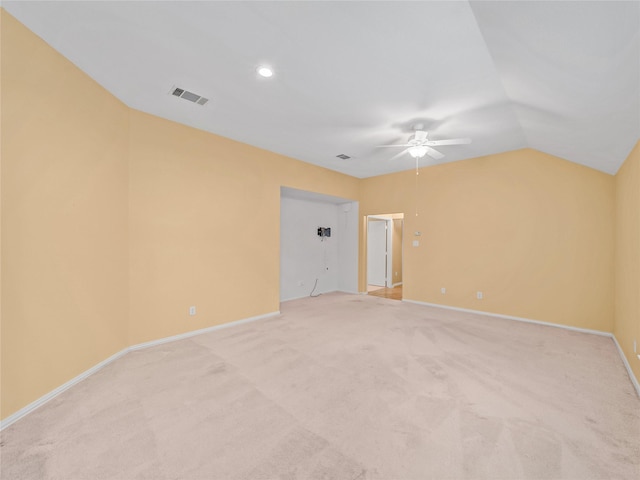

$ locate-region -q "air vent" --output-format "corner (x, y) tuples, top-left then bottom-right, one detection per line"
(336, 154), (351, 160)
(169, 86), (209, 106)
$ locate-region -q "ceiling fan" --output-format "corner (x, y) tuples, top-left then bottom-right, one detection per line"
(378, 124), (471, 161)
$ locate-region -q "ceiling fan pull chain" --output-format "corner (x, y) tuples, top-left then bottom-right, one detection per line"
(415, 157), (419, 217)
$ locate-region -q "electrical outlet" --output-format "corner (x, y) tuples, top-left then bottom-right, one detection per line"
(412, 240), (419, 247)
(189, 306), (196, 316)
(476, 291), (483, 300)
(441, 287), (446, 294)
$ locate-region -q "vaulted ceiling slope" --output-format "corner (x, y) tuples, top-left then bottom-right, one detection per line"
(4, 1), (639, 178)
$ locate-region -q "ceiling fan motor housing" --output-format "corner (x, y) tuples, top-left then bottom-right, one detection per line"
(410, 130), (428, 145)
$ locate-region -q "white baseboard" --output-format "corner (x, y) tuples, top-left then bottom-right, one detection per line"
(0, 349), (128, 431)
(280, 294), (315, 302)
(281, 290), (348, 303)
(402, 299), (610, 336)
(5, 299), (638, 432)
(129, 311), (280, 351)
(1, 310), (280, 431)
(611, 335), (640, 398)
(392, 282), (403, 288)
(403, 298), (639, 397)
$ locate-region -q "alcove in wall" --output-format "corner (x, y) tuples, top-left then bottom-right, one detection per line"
(280, 187), (359, 302)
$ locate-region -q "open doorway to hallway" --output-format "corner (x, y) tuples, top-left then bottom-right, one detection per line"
(366, 213), (404, 301)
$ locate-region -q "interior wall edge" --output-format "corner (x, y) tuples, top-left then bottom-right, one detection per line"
(612, 139), (640, 389)
(611, 334), (640, 398)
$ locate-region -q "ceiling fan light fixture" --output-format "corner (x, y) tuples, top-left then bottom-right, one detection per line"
(408, 146), (428, 158)
(257, 65), (274, 78)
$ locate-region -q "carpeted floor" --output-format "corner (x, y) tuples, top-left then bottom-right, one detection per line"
(2, 293), (639, 479)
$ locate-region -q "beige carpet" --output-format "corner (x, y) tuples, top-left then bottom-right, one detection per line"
(2, 293), (639, 479)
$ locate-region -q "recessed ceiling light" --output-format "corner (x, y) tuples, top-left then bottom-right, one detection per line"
(257, 66), (274, 78)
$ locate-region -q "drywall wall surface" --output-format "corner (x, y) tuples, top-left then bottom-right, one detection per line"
(1, 10), (130, 419)
(360, 149), (615, 332)
(337, 202), (359, 294)
(1, 9), (360, 419)
(280, 197), (339, 301)
(614, 141), (640, 382)
(128, 110), (359, 345)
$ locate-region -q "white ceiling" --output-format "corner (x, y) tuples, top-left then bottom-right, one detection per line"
(4, 1), (639, 178)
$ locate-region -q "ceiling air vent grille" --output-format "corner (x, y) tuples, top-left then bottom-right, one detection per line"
(169, 86), (209, 106)
(336, 154), (351, 160)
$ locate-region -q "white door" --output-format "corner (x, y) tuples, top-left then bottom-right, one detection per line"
(367, 220), (387, 286)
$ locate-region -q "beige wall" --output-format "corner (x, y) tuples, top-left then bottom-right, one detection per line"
(128, 110), (358, 345)
(360, 149), (615, 332)
(1, 9), (359, 419)
(614, 141), (640, 382)
(2, 8), (637, 421)
(1, 11), (130, 418)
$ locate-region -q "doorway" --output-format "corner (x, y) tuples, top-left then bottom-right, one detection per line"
(366, 213), (403, 300)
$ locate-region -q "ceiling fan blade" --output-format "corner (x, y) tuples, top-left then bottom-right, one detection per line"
(426, 147), (444, 160)
(388, 148), (409, 161)
(426, 138), (471, 146)
(376, 144), (412, 148)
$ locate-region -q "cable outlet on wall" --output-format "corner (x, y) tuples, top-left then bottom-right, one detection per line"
(189, 306), (196, 316)
(441, 287), (446, 294)
(476, 291), (483, 300)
